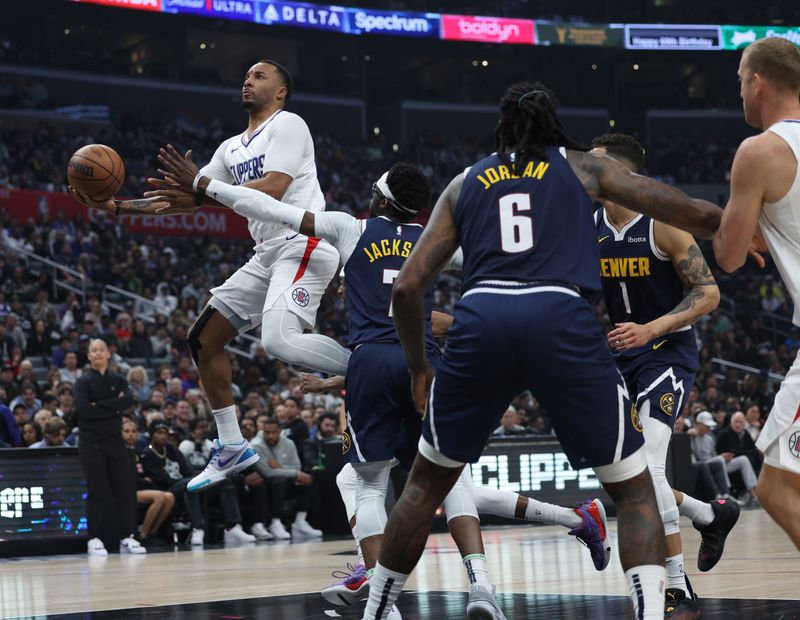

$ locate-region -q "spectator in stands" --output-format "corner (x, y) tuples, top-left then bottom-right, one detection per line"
(240, 418), (256, 442)
(26, 319), (53, 357)
(166, 377), (184, 403)
(10, 383), (40, 418)
(493, 406), (527, 436)
(689, 411), (740, 503)
(21, 421), (41, 447)
(142, 419), (253, 546)
(74, 338), (144, 556)
(127, 365), (152, 404)
(30, 289), (58, 326)
(33, 408), (52, 428)
(0, 397), (21, 447)
(15, 359), (38, 394)
(251, 418), (320, 539)
(184, 388), (209, 420)
(0, 365), (17, 400)
(29, 416), (67, 448)
(149, 322), (171, 357)
(178, 417), (212, 472)
(127, 320), (154, 359)
(5, 313), (26, 351)
(302, 412), (339, 472)
(122, 420), (175, 546)
(57, 383), (75, 421)
(59, 351), (82, 384)
(281, 396), (309, 457)
(0, 322), (14, 363)
(715, 411), (760, 506)
(51, 335), (71, 368)
(745, 404), (762, 442)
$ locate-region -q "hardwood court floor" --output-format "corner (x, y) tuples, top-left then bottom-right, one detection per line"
(1, 509), (798, 619)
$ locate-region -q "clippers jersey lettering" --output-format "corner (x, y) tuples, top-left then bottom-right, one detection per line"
(344, 217), (435, 349)
(454, 149), (600, 293)
(596, 211), (684, 326)
(200, 110), (325, 255)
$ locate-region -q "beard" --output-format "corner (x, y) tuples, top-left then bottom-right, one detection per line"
(241, 98), (255, 110)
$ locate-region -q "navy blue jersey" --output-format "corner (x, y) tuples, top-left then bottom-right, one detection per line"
(595, 210), (685, 326)
(454, 149), (600, 293)
(344, 216), (436, 350)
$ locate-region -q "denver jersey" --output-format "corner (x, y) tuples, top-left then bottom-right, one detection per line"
(343, 216), (435, 350)
(454, 149), (600, 293)
(595, 210), (684, 326)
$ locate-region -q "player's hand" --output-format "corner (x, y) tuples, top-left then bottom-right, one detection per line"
(300, 373), (324, 394)
(68, 186), (115, 215)
(747, 228), (769, 268)
(156, 144), (198, 190)
(410, 364), (434, 418)
(144, 187), (199, 215)
(608, 322), (655, 352)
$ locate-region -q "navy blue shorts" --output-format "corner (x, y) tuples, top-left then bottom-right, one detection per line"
(423, 284), (643, 469)
(344, 342), (439, 470)
(615, 330), (698, 430)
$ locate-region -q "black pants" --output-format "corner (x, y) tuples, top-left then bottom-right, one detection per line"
(79, 438), (137, 543)
(267, 478), (311, 520)
(170, 477), (242, 529)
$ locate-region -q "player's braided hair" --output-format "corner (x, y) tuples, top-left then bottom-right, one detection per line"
(495, 81), (586, 175)
(386, 162), (430, 222)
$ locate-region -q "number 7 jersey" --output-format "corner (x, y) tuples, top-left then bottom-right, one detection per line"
(454, 149), (600, 293)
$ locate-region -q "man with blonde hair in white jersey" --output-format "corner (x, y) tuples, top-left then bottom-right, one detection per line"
(75, 61), (350, 501)
(713, 36), (800, 550)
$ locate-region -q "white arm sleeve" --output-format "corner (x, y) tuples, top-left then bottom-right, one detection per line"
(444, 247), (463, 271)
(313, 212), (364, 264)
(199, 139), (234, 183)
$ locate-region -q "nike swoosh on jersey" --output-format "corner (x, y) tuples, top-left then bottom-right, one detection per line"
(598, 236), (610, 243)
(285, 233), (300, 241)
(652, 339), (668, 350)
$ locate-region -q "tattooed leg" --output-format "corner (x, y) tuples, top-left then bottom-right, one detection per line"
(602, 468), (665, 570)
(378, 454), (464, 574)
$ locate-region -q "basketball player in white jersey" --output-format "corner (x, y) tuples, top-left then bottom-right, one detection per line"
(713, 37), (800, 550)
(75, 61), (350, 504)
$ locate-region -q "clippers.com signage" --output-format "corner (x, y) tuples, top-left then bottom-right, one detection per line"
(0, 189), (251, 240)
(441, 14), (536, 45)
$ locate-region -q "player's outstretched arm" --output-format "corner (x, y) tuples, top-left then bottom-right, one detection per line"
(69, 187), (166, 216)
(569, 150), (722, 239)
(713, 136), (770, 272)
(609, 225), (720, 352)
(393, 174), (462, 413)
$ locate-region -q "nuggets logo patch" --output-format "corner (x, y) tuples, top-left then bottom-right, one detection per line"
(631, 405), (643, 433)
(789, 431), (800, 460)
(292, 287), (310, 308)
(660, 393), (675, 416)
(342, 431), (351, 455)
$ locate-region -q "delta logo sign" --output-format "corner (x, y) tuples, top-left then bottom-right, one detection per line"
(441, 14), (536, 45)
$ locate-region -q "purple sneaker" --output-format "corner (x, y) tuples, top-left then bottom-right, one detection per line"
(569, 499), (612, 571)
(320, 562), (369, 606)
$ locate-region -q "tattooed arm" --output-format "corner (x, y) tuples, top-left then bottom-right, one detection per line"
(568, 150), (722, 239)
(393, 173), (462, 413)
(608, 223), (720, 352)
(68, 187), (166, 215)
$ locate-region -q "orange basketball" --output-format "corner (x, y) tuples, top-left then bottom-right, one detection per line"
(67, 144), (125, 202)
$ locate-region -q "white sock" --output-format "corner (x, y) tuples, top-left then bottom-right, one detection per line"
(295, 511), (307, 524)
(525, 498), (582, 529)
(625, 565), (666, 620)
(212, 405), (243, 445)
(678, 494), (714, 527)
(665, 554), (688, 595)
(364, 563), (408, 620)
(357, 543), (365, 566)
(463, 553), (491, 588)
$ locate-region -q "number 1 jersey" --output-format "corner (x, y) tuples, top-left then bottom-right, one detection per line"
(454, 149), (600, 293)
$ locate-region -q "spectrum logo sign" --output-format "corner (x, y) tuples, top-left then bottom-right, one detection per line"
(441, 14), (536, 45)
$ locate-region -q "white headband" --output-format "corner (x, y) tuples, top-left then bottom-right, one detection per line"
(375, 170), (414, 215)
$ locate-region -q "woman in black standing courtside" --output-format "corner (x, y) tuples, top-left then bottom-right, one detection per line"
(74, 338), (146, 556)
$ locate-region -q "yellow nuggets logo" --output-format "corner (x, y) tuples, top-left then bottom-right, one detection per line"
(660, 393), (675, 416)
(342, 431), (352, 455)
(631, 405), (643, 433)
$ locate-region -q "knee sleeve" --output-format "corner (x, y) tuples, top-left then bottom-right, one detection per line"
(641, 406), (680, 535)
(353, 461), (392, 541)
(336, 463), (358, 523)
(188, 306), (218, 365)
(443, 466), (479, 522)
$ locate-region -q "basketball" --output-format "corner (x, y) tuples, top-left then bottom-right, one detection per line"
(67, 144), (125, 201)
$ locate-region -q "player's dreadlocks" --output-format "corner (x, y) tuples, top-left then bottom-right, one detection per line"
(495, 81), (586, 175)
(386, 162), (430, 222)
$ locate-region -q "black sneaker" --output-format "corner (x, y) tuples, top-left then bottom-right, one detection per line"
(694, 498), (741, 572)
(665, 588), (702, 619)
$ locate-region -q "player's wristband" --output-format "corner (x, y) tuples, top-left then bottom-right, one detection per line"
(192, 173), (203, 191)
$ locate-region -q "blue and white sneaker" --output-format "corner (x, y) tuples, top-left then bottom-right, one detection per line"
(187, 439), (259, 492)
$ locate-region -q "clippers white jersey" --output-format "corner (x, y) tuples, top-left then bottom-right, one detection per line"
(760, 120), (800, 326)
(200, 109), (325, 255)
